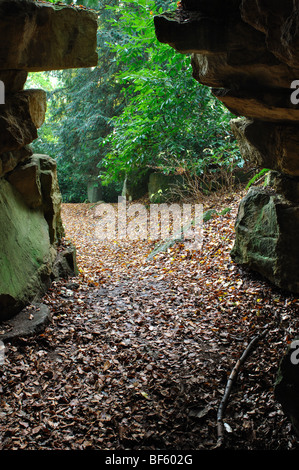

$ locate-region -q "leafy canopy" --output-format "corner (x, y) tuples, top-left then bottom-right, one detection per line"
(29, 0), (241, 202)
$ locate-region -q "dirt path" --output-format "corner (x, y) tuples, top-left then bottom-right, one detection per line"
(1, 192), (299, 450)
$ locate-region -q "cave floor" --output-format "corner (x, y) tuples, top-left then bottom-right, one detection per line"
(1, 189), (299, 451)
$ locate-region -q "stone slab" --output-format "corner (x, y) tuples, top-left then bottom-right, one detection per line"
(0, 303), (51, 341)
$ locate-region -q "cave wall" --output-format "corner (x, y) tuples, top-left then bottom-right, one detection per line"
(154, 0), (299, 437)
(0, 0), (98, 320)
(154, 1), (299, 293)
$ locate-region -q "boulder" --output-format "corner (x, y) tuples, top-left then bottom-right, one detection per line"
(87, 180), (103, 203)
(148, 172), (184, 203)
(0, 178), (55, 320)
(0, 303), (51, 341)
(231, 186), (299, 293)
(51, 243), (78, 281)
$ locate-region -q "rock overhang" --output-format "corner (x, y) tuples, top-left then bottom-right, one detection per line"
(0, 0), (97, 319)
(0, 0), (98, 72)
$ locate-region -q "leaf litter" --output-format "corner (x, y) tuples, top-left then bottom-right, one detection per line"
(1, 190), (299, 450)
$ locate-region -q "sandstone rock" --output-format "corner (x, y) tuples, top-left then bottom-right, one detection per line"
(0, 303), (51, 341)
(148, 172), (184, 203)
(265, 171), (299, 203)
(213, 87), (299, 122)
(240, 0), (289, 35)
(181, 0), (241, 16)
(191, 52), (297, 90)
(231, 186), (299, 293)
(6, 154), (65, 244)
(154, 0), (299, 440)
(230, 118), (268, 168)
(0, 89), (46, 154)
(0, 0), (98, 322)
(231, 118), (299, 176)
(23, 89), (47, 128)
(155, 6), (299, 100)
(51, 244), (78, 281)
(154, 10), (271, 58)
(0, 154), (75, 319)
(6, 156), (43, 209)
(87, 180), (103, 203)
(38, 154), (65, 244)
(0, 146), (32, 177)
(0, 178), (55, 320)
(0, 70), (27, 92)
(241, 0), (299, 69)
(154, 1), (299, 292)
(275, 338), (299, 437)
(154, 12), (226, 54)
(0, 0), (98, 72)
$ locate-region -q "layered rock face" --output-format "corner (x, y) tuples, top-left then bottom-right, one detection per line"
(154, 0), (299, 435)
(154, 0), (299, 292)
(0, 0), (97, 320)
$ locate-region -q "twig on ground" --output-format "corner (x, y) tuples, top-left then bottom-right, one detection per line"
(215, 326), (269, 448)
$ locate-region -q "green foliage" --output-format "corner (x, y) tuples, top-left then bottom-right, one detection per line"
(99, 0), (241, 187)
(40, 0), (99, 5)
(29, 0), (242, 202)
(246, 168), (270, 189)
(30, 0), (124, 202)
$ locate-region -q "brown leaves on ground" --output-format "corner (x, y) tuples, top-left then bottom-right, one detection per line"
(1, 190), (299, 450)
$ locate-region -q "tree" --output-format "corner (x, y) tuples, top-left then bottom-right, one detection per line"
(30, 0), (124, 202)
(29, 0), (241, 202)
(99, 0), (241, 190)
